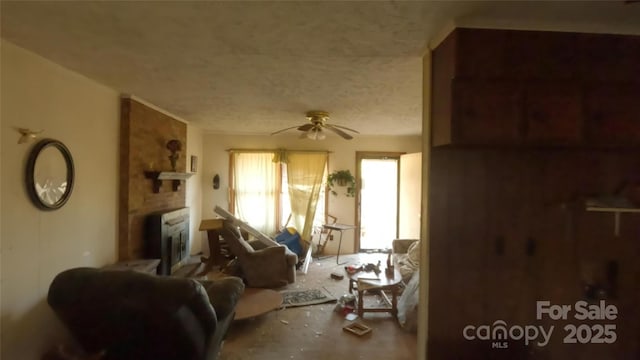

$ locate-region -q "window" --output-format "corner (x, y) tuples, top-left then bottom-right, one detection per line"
(230, 151), (327, 237)
(280, 163), (327, 231)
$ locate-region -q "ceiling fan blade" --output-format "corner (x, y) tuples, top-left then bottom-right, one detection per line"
(329, 123), (360, 134)
(297, 124), (314, 131)
(324, 124), (353, 140)
(271, 125), (301, 135)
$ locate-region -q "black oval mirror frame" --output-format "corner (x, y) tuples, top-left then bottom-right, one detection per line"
(25, 139), (75, 210)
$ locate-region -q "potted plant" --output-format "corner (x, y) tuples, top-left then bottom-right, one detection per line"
(327, 169), (356, 197)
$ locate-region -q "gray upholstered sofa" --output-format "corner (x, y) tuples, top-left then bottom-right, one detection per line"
(47, 267), (244, 360)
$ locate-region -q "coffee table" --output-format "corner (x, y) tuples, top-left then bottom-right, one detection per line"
(234, 288), (283, 320)
(347, 267), (402, 318)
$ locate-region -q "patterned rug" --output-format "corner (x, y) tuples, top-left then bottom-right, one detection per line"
(280, 287), (337, 308)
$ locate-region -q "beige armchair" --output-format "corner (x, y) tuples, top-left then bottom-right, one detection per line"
(220, 220), (297, 288)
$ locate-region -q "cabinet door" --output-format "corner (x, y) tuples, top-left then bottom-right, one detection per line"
(580, 35), (640, 83)
(452, 80), (522, 145)
(585, 83), (640, 146)
(524, 82), (583, 145)
(506, 31), (582, 80)
(455, 28), (509, 79)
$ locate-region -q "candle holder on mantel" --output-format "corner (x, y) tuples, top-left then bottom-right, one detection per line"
(166, 139), (182, 171)
(143, 139), (192, 193)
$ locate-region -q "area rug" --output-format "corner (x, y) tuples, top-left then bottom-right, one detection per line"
(279, 287), (337, 308)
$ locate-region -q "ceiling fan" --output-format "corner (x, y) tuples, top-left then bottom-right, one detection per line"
(271, 111), (360, 140)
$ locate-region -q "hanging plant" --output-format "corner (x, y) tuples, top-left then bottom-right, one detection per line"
(327, 169), (356, 197)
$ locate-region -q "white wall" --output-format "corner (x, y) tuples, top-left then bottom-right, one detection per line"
(186, 124), (204, 255)
(201, 133), (422, 255)
(1, 40), (120, 359)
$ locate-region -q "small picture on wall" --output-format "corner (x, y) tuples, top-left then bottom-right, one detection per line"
(190, 155), (197, 173)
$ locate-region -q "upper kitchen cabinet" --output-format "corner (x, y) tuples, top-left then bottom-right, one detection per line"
(523, 81), (583, 145)
(431, 28), (640, 147)
(449, 80), (522, 145)
(433, 79), (583, 146)
(451, 28), (510, 79)
(505, 31), (583, 80)
(584, 83), (640, 146)
(578, 34), (640, 83)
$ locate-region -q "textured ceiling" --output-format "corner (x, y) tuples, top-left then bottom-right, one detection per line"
(2, 1), (640, 136)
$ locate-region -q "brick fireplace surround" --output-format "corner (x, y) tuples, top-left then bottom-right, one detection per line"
(119, 97), (187, 261)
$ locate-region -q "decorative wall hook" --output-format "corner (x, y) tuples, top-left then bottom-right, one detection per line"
(16, 128), (43, 144)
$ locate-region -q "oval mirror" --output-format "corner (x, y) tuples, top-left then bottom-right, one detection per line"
(26, 139), (75, 210)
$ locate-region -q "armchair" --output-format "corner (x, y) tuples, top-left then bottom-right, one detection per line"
(47, 267), (244, 360)
(221, 220), (297, 288)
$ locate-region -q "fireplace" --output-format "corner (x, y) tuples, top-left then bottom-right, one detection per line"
(145, 207), (190, 275)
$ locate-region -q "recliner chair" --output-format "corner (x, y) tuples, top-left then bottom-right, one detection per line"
(47, 267), (244, 360)
(221, 220), (297, 288)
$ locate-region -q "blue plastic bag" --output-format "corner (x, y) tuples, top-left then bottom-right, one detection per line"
(274, 228), (303, 256)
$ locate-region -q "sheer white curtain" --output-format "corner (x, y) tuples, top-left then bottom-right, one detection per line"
(286, 152), (328, 241)
(231, 152), (278, 235)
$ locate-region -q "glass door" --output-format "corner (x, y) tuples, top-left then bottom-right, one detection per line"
(357, 153), (400, 251)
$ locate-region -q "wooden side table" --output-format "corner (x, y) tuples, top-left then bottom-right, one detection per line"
(347, 267), (402, 319)
(198, 219), (225, 275)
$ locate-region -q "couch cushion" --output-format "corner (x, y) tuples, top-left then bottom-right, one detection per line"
(407, 240), (420, 264)
(395, 241), (420, 283)
(223, 221), (255, 254)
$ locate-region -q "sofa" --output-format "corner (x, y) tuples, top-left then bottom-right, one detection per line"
(392, 238), (420, 283)
(392, 239), (420, 333)
(47, 267), (245, 360)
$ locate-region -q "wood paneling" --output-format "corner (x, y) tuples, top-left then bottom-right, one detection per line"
(428, 148), (640, 359)
(431, 28), (640, 148)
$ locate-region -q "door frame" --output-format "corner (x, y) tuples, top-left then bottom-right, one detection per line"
(355, 151), (405, 252)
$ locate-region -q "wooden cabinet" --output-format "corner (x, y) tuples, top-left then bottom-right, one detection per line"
(523, 81), (582, 145)
(453, 28), (509, 79)
(450, 80), (522, 145)
(584, 83), (640, 146)
(435, 79), (583, 146)
(431, 28), (640, 147)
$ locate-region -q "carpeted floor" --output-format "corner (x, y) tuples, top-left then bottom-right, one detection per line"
(208, 253), (417, 360)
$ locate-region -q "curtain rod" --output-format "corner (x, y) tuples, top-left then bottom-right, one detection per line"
(226, 148), (332, 154)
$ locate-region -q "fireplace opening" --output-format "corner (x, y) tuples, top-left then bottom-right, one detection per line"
(145, 207), (190, 275)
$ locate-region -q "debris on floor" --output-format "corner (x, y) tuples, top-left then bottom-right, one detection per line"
(343, 322), (372, 336)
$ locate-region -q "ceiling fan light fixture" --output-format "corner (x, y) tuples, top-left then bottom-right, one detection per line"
(306, 128), (326, 140)
(271, 110), (357, 140)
